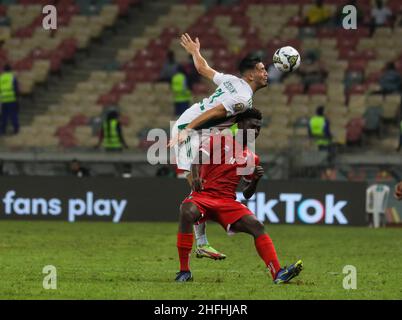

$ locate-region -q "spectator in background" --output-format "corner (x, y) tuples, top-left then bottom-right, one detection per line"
(171, 65), (192, 116)
(0, 64), (19, 135)
(96, 110), (128, 151)
(159, 50), (179, 82)
(378, 62), (402, 95)
(182, 54), (200, 90)
(308, 106), (332, 151)
(348, 168), (366, 181)
(375, 166), (394, 182)
(370, 0), (394, 35)
(321, 167), (337, 180)
(305, 0), (333, 26)
(69, 159), (90, 177)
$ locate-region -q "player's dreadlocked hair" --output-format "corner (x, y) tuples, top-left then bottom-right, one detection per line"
(238, 54), (263, 75)
(236, 108), (262, 122)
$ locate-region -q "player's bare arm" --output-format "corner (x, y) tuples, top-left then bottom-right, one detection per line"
(186, 104), (227, 130)
(242, 165), (264, 199)
(168, 105), (227, 147)
(190, 151), (205, 192)
(180, 33), (217, 81)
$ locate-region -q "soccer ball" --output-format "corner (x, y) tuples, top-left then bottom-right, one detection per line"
(273, 46), (301, 73)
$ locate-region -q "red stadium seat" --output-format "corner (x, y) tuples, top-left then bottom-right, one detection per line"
(125, 71), (147, 82)
(308, 83), (326, 95)
(285, 83), (304, 97)
(183, 0), (200, 4)
(114, 0), (131, 16)
(57, 13), (73, 26)
(111, 81), (135, 95)
(339, 48), (360, 60)
(337, 37), (358, 50)
(347, 59), (368, 73)
(365, 71), (382, 84)
(97, 92), (120, 106)
(360, 49), (376, 60)
(348, 84), (367, 95)
(59, 135), (77, 148)
(58, 3), (79, 15)
(389, 0), (402, 13)
(0, 5), (6, 17)
(12, 57), (33, 71)
(346, 117), (365, 144)
(49, 54), (63, 72)
(192, 82), (209, 95)
(394, 60), (402, 74)
(69, 114), (89, 126)
(58, 38), (77, 61)
(31, 48), (51, 60)
(119, 114), (130, 126)
(20, 0), (54, 4)
(55, 125), (75, 138)
(13, 26), (35, 38)
(287, 15), (304, 27)
(231, 14), (250, 28)
(317, 28), (337, 38)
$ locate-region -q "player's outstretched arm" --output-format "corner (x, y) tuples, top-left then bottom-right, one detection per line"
(242, 166), (264, 199)
(168, 105), (227, 147)
(180, 33), (217, 81)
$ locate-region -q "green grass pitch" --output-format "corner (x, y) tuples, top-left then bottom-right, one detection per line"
(0, 221), (401, 299)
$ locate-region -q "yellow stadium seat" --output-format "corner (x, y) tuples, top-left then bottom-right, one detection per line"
(366, 94), (384, 107)
(383, 95), (401, 120)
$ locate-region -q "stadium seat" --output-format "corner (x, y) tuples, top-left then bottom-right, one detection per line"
(382, 95), (401, 120)
(346, 117), (365, 145)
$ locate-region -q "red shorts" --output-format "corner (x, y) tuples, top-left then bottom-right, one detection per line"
(182, 193), (253, 234)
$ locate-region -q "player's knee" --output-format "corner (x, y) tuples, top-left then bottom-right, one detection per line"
(250, 219), (265, 236)
(179, 203), (199, 223)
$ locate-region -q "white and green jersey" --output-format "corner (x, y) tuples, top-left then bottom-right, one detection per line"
(175, 72), (253, 130)
(172, 72), (253, 171)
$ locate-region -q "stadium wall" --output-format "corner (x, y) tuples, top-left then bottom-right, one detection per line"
(0, 177), (368, 226)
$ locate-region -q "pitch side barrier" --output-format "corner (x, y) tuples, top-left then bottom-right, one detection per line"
(0, 177), (367, 226)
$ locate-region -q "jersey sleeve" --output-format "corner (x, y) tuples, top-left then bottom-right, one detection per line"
(221, 94), (252, 117)
(242, 155), (260, 182)
(213, 72), (233, 86)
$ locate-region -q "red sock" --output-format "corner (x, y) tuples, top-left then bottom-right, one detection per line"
(177, 233), (193, 272)
(255, 234), (281, 279)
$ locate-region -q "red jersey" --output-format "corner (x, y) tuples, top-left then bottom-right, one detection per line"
(196, 133), (260, 199)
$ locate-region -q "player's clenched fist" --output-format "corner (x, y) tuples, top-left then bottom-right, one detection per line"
(394, 181), (402, 200)
(253, 166), (264, 180)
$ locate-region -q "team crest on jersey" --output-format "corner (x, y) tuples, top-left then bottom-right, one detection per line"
(234, 103), (245, 112)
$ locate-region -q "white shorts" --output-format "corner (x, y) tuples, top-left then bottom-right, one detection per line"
(171, 122), (209, 172)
